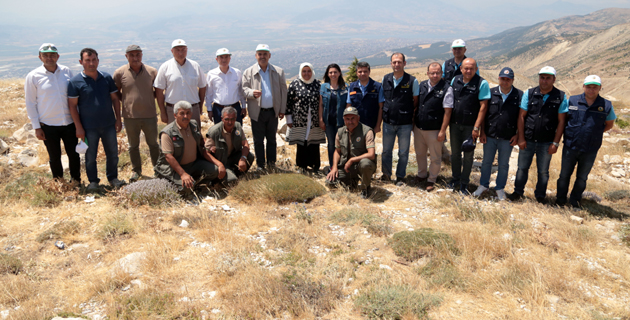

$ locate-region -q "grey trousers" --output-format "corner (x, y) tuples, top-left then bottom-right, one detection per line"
(124, 117), (160, 175)
(251, 108), (278, 168)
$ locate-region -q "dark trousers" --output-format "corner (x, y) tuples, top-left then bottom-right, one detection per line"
(251, 108), (278, 168)
(296, 141), (321, 171)
(174, 159), (219, 193)
(556, 148), (598, 205)
(223, 151), (255, 184)
(212, 102), (243, 125)
(40, 123), (81, 182)
(325, 124), (339, 166)
(449, 123), (475, 185)
(328, 158), (376, 190)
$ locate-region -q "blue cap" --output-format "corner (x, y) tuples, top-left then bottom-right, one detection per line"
(499, 67), (514, 79)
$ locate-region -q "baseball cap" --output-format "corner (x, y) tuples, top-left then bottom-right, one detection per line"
(539, 66), (556, 76)
(584, 75), (601, 86)
(39, 43), (58, 53)
(461, 135), (476, 153)
(451, 39), (466, 48)
(216, 48), (231, 56)
(171, 39), (187, 48)
(499, 67), (514, 79)
(126, 45), (142, 53)
(256, 44), (270, 52)
(343, 107), (359, 116)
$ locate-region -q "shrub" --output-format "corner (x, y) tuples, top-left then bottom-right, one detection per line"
(121, 179), (180, 207)
(98, 212), (135, 242)
(36, 221), (80, 243)
(355, 285), (441, 319)
(615, 116), (629, 129)
(418, 258), (463, 289)
(331, 207), (392, 236)
(605, 190), (630, 201)
(0, 253), (22, 275)
(231, 173), (326, 204)
(620, 224), (630, 247)
(388, 228), (458, 262)
(111, 291), (198, 319)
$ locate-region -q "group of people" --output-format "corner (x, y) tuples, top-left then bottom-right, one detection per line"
(24, 39), (617, 207)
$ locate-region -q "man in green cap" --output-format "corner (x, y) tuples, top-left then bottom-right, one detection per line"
(326, 106), (377, 197)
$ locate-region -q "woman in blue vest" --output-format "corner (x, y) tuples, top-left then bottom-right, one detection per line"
(286, 62), (326, 173)
(318, 63), (348, 166)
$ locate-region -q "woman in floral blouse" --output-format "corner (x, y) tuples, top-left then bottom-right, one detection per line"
(286, 62), (326, 173)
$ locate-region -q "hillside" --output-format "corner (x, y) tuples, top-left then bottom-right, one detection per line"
(1, 75), (630, 320)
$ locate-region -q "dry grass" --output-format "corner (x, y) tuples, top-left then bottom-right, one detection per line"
(1, 79), (630, 319)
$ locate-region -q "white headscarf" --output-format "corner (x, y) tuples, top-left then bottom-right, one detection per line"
(298, 62), (315, 84)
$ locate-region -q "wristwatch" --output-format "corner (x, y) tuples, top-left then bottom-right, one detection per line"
(552, 142), (559, 147)
(473, 127), (480, 131)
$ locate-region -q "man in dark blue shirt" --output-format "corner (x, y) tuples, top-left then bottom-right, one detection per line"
(68, 48), (124, 191)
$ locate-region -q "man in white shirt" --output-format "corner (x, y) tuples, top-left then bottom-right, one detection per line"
(24, 43), (81, 184)
(205, 48), (246, 124)
(154, 39), (207, 127)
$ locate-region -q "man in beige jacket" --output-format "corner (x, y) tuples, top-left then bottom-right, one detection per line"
(241, 44), (287, 170)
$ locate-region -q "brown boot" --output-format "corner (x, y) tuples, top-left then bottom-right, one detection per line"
(426, 182), (435, 192)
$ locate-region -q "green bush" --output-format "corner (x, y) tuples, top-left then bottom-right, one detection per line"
(231, 173), (326, 204)
(388, 228), (458, 262)
(355, 285), (441, 319)
(615, 116), (629, 129)
(331, 207), (392, 236)
(605, 190), (630, 201)
(0, 253), (22, 275)
(121, 179), (180, 207)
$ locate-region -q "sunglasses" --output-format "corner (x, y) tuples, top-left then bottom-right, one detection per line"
(40, 45), (58, 52)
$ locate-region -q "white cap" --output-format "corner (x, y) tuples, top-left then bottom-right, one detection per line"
(539, 66), (556, 76)
(256, 44), (270, 52)
(216, 48), (231, 56)
(583, 75), (601, 86)
(171, 39), (187, 48)
(451, 39), (466, 48)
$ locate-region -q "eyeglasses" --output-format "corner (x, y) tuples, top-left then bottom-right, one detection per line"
(40, 45), (57, 52)
(223, 117), (236, 122)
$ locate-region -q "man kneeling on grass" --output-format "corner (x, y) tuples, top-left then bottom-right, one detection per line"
(154, 101), (223, 195)
(205, 106), (255, 185)
(326, 107), (377, 198)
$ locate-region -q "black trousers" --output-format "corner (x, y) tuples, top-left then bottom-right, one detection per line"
(296, 141), (321, 171)
(40, 123), (81, 182)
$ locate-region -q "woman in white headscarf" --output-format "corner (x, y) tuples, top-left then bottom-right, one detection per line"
(286, 62), (326, 173)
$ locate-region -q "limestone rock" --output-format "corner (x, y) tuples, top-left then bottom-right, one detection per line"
(0, 139), (8, 154)
(276, 133), (285, 147)
(546, 294), (561, 304)
(179, 220), (189, 228)
(277, 117), (287, 134)
(18, 149), (38, 167)
(570, 215), (584, 224)
(610, 155), (623, 164)
(12, 123), (36, 142)
(112, 252), (146, 275)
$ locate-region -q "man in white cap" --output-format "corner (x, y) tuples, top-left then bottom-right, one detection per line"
(556, 75), (615, 208)
(154, 39), (207, 126)
(113, 45), (160, 182)
(443, 39), (471, 84)
(24, 43), (81, 185)
(205, 48), (246, 125)
(508, 66), (568, 203)
(241, 44), (287, 170)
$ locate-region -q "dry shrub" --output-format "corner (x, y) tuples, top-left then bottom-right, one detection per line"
(97, 212), (135, 242)
(89, 270), (134, 296)
(36, 220), (80, 243)
(231, 173), (326, 204)
(451, 195), (508, 224)
(450, 224), (512, 271)
(169, 210), (213, 229)
(620, 224), (630, 247)
(418, 257), (464, 289)
(354, 284), (441, 319)
(0, 274), (35, 304)
(494, 258), (546, 302)
(108, 290), (200, 319)
(388, 228), (458, 262)
(0, 253), (22, 275)
(331, 207), (392, 236)
(120, 178), (180, 207)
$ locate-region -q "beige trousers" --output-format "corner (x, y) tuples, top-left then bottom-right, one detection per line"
(413, 127), (444, 183)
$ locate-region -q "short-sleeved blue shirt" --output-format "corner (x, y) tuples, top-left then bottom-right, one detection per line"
(519, 90), (569, 113)
(67, 71), (118, 129)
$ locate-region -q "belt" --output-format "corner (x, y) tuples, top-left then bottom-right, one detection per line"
(165, 102), (200, 107)
(261, 108), (275, 112)
(213, 102), (241, 108)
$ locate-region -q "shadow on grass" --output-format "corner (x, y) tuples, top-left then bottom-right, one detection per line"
(368, 186), (392, 203)
(580, 199), (630, 220)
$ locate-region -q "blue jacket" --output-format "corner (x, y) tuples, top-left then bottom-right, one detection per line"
(564, 93), (612, 153)
(320, 83), (348, 127)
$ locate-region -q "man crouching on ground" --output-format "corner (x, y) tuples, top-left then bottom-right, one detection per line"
(154, 101), (221, 195)
(326, 107), (377, 198)
(205, 106), (255, 186)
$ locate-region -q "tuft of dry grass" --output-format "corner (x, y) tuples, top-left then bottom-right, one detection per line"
(388, 228), (458, 262)
(355, 284), (442, 319)
(97, 212), (136, 242)
(331, 207), (392, 236)
(0, 253), (22, 275)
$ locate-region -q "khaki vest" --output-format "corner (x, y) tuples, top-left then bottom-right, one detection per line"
(205, 122), (244, 165)
(337, 123), (376, 166)
(154, 120), (204, 180)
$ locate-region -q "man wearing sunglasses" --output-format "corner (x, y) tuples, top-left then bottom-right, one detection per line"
(25, 43), (81, 185)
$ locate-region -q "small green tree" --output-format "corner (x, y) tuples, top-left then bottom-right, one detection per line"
(346, 56), (359, 83)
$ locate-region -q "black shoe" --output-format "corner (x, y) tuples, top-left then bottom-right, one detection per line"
(459, 184), (470, 195)
(395, 178), (405, 187)
(536, 197), (547, 204)
(507, 192), (523, 201)
(555, 198), (567, 207)
(570, 201), (581, 209)
(361, 187), (372, 199)
(447, 180), (458, 189)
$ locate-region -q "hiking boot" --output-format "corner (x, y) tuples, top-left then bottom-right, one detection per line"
(536, 197), (547, 205)
(472, 185), (488, 197)
(87, 182), (99, 192)
(507, 192), (523, 201)
(129, 172), (141, 183)
(109, 178), (126, 189)
(361, 186), (372, 199)
(459, 184), (470, 195)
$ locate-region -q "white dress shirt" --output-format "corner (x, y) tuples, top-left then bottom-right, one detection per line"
(24, 64), (74, 129)
(154, 58), (207, 104)
(205, 66), (245, 106)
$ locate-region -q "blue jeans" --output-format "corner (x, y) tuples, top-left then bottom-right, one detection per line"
(325, 123), (339, 166)
(85, 125), (119, 183)
(480, 137), (514, 190)
(381, 123), (413, 179)
(556, 147), (598, 205)
(513, 140), (553, 199)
